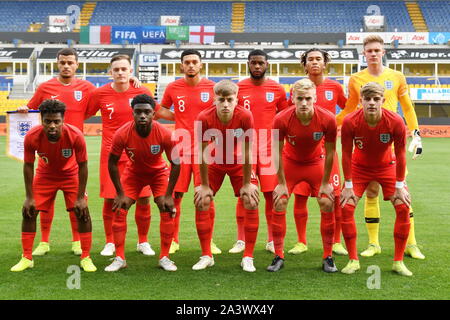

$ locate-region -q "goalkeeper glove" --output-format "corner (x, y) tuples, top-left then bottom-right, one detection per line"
(408, 129), (422, 160)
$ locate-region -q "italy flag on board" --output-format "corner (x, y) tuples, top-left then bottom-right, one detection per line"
(80, 26), (111, 44)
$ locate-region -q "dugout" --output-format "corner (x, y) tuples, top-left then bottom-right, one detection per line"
(0, 47), (35, 92)
(34, 47), (136, 89)
(159, 48), (359, 95)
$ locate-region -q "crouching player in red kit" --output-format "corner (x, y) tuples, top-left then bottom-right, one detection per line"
(193, 80), (260, 272)
(272, 78), (338, 273)
(11, 99), (96, 272)
(340, 82), (413, 276)
(107, 94), (180, 272)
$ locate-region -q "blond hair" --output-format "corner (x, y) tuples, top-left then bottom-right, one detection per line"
(360, 82), (385, 98)
(214, 80), (238, 96)
(363, 34), (384, 48)
(292, 78), (316, 96)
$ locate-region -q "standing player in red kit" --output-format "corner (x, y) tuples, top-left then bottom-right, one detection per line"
(106, 94), (180, 272)
(17, 48), (96, 257)
(286, 48), (348, 256)
(11, 100), (96, 272)
(193, 80), (260, 272)
(231, 49), (288, 254)
(156, 49), (221, 255)
(86, 54), (155, 257)
(340, 82), (412, 276)
(272, 78), (338, 273)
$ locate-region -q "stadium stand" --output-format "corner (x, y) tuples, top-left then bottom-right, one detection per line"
(419, 0), (450, 32)
(90, 1), (232, 32)
(0, 1), (83, 32)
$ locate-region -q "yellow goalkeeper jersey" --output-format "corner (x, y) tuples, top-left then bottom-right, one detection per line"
(336, 67), (419, 131)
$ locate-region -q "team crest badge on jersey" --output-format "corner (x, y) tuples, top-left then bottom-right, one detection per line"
(61, 149), (73, 158)
(266, 92), (275, 103)
(17, 121), (32, 137)
(384, 81), (393, 90)
(313, 132), (324, 141)
(234, 128), (244, 138)
(74, 91), (82, 101)
(200, 92), (210, 103)
(380, 133), (391, 143)
(150, 145), (161, 154)
(325, 91), (333, 101)
(287, 135), (296, 145)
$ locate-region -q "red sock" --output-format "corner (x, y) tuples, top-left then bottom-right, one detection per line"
(320, 210), (335, 258)
(394, 203), (411, 261)
(236, 198), (246, 241)
(333, 197), (342, 243)
(341, 203), (358, 260)
(102, 200), (114, 243)
(159, 212), (175, 259)
(79, 232), (92, 259)
(264, 192), (274, 242)
(195, 206), (212, 257)
(243, 208), (259, 258)
(271, 209), (286, 258)
(294, 195), (308, 244)
(112, 209), (128, 260)
(209, 200), (215, 236)
(22, 232), (36, 260)
(173, 197), (182, 244)
(135, 203), (151, 243)
(40, 204), (54, 243)
(69, 211), (80, 242)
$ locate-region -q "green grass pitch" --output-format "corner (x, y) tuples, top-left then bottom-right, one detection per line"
(0, 136), (449, 300)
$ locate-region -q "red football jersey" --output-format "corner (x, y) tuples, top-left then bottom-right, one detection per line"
(288, 78), (347, 114)
(196, 105), (254, 166)
(86, 83), (153, 157)
(161, 78), (215, 154)
(27, 77), (96, 131)
(341, 108), (407, 181)
(273, 105), (337, 164)
(110, 121), (175, 176)
(24, 123), (87, 177)
(237, 78), (288, 130)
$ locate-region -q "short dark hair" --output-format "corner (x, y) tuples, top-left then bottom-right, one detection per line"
(181, 49), (202, 62)
(57, 48), (78, 61)
(110, 54), (131, 65)
(248, 49), (268, 61)
(131, 94), (156, 109)
(300, 48), (330, 73)
(39, 99), (66, 117)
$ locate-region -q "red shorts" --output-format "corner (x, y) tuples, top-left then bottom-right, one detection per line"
(352, 164), (396, 200)
(284, 157), (325, 198)
(256, 155), (278, 193)
(33, 174), (80, 212)
(121, 167), (170, 200)
(195, 164), (258, 197)
(292, 152), (341, 196)
(174, 154), (201, 193)
(99, 159), (151, 199)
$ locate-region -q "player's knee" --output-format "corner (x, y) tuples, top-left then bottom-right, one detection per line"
(242, 196), (258, 210)
(366, 182), (380, 198)
(195, 197), (211, 211)
(318, 197), (333, 212)
(274, 198), (288, 212)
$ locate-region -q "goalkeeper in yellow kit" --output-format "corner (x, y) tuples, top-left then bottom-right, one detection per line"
(336, 34), (424, 259)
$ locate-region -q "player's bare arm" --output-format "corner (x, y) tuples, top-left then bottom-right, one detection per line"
(74, 161), (89, 222)
(22, 162), (36, 218)
(272, 139), (289, 207)
(157, 159), (181, 217)
(240, 140), (259, 208)
(155, 105), (175, 121)
(194, 142), (213, 209)
(318, 141), (336, 202)
(108, 153), (134, 212)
